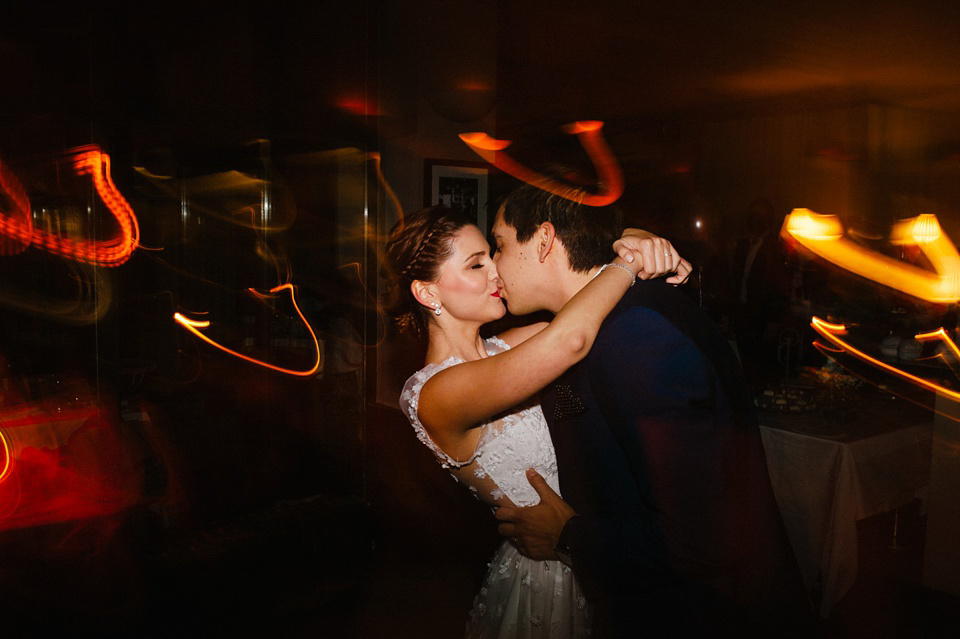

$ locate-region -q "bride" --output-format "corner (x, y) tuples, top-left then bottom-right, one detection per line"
(384, 205), (686, 638)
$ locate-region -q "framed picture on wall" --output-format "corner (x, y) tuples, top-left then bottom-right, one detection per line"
(424, 159), (490, 232)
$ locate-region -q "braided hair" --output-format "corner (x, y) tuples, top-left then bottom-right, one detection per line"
(384, 206), (475, 339)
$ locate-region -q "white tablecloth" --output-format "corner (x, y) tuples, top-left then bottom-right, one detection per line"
(760, 403), (932, 616)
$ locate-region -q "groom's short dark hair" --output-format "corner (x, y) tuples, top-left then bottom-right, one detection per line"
(499, 177), (623, 273)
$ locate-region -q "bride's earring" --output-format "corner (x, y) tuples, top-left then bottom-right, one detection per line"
(434, 303), (442, 316)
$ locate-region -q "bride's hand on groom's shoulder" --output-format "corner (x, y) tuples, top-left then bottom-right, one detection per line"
(615, 228), (692, 285)
(494, 469), (576, 560)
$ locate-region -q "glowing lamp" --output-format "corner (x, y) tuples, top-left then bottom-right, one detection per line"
(891, 213), (941, 244)
(786, 208), (844, 240)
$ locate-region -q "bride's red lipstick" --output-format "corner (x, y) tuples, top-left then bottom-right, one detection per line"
(491, 291), (500, 298)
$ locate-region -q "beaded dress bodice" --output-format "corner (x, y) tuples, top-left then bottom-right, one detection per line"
(399, 336), (560, 508)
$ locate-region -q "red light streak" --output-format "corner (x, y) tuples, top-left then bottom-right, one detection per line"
(0, 405), (144, 530)
(811, 316), (960, 401)
(0, 146), (140, 266)
(0, 155), (32, 257)
(174, 283), (322, 377)
(460, 120), (625, 207)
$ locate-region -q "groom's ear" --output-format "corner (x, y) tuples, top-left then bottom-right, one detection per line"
(536, 222), (557, 263)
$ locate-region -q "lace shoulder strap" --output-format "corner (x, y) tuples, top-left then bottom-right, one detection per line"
(399, 356), (477, 468)
(485, 335), (511, 352)
(399, 337), (510, 469)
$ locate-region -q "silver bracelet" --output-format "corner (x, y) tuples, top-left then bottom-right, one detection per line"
(593, 262), (635, 286)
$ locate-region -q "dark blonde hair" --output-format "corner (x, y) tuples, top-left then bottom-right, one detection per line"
(384, 206), (475, 338)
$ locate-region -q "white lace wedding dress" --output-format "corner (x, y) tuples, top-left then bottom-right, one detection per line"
(400, 336), (591, 638)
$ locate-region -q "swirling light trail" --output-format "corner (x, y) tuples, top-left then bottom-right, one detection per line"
(174, 283), (322, 377)
(785, 209), (960, 303)
(460, 120), (624, 207)
(811, 316), (960, 401)
(0, 146), (140, 266)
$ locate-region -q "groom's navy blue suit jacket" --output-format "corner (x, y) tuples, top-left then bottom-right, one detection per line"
(542, 279), (811, 637)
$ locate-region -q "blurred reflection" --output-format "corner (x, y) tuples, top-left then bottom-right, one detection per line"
(132, 167), (297, 233)
(0, 255), (112, 325)
(124, 142), (396, 383)
(0, 372), (160, 530)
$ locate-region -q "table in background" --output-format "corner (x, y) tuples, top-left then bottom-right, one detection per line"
(759, 389), (933, 617)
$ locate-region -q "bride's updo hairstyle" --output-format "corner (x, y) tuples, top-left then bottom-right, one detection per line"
(384, 206), (475, 338)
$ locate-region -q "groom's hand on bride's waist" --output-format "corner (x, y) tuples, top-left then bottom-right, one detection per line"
(494, 468), (576, 561)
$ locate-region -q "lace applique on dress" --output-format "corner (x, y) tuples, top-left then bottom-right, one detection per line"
(399, 355), (479, 469)
(399, 336), (560, 508)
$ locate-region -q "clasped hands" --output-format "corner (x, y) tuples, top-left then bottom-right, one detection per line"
(494, 468), (576, 561)
(615, 228), (692, 285)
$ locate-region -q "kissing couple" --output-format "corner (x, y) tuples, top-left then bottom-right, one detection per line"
(385, 181), (815, 638)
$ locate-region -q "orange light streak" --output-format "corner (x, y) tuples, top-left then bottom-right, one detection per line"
(916, 327), (960, 357)
(785, 209), (960, 303)
(174, 283), (322, 377)
(915, 327), (960, 377)
(459, 120), (625, 207)
(811, 316), (960, 401)
(0, 146), (140, 266)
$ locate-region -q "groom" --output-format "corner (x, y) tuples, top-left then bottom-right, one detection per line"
(491, 184), (813, 637)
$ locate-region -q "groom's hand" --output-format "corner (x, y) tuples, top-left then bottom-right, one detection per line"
(494, 469), (576, 560)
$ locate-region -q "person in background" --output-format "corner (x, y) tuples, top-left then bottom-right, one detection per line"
(729, 197), (793, 381)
